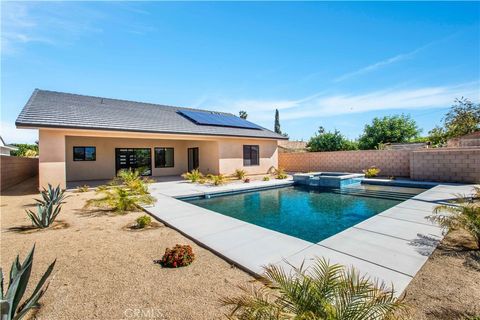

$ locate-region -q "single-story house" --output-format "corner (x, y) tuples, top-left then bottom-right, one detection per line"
(0, 136), (18, 156)
(16, 89), (287, 188)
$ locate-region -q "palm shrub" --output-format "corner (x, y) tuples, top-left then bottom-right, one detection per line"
(207, 174), (227, 186)
(275, 168), (288, 179)
(86, 185), (155, 213)
(363, 167), (381, 178)
(222, 258), (406, 320)
(113, 168), (153, 194)
(428, 187), (480, 249)
(1, 245), (56, 320)
(182, 169), (203, 183)
(234, 169), (247, 180)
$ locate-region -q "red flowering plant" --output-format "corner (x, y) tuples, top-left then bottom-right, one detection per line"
(157, 244), (195, 268)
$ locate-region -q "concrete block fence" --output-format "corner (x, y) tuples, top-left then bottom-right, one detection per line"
(0, 156), (38, 191)
(279, 148), (480, 183)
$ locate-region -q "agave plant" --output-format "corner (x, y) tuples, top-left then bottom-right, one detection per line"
(1, 245), (56, 320)
(207, 174), (227, 186)
(234, 169), (247, 180)
(35, 184), (67, 207)
(86, 185), (155, 213)
(26, 202), (62, 229)
(182, 169), (203, 183)
(222, 258), (406, 320)
(428, 188), (480, 249)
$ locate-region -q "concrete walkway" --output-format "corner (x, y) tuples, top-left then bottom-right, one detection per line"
(144, 180), (476, 296)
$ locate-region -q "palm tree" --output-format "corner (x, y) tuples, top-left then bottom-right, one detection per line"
(428, 187), (480, 249)
(222, 258), (406, 320)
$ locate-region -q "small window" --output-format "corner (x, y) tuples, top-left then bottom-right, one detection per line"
(73, 146), (96, 161)
(243, 145), (259, 166)
(154, 147), (174, 168)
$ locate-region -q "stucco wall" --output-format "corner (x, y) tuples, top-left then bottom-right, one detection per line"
(218, 139), (278, 175)
(410, 148), (480, 183)
(38, 128), (279, 187)
(0, 156), (38, 191)
(65, 136), (193, 181)
(279, 150), (410, 177)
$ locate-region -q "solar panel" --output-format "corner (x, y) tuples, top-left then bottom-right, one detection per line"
(178, 110), (263, 130)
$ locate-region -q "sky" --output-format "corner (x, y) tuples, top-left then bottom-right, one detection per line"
(1, 1), (479, 143)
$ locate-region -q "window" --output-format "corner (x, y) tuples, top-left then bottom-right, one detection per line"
(243, 145), (259, 166)
(154, 147), (174, 168)
(73, 146), (96, 161)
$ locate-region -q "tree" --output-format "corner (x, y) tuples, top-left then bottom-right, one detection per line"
(274, 109), (281, 134)
(10, 143), (39, 157)
(238, 110), (248, 119)
(428, 97), (480, 146)
(358, 114), (420, 150)
(307, 127), (358, 152)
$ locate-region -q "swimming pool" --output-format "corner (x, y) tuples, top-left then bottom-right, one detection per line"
(185, 184), (425, 243)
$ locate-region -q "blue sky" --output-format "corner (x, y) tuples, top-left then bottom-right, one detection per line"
(1, 1), (479, 143)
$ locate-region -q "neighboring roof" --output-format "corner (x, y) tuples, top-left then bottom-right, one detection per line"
(16, 89), (287, 140)
(0, 136), (18, 150)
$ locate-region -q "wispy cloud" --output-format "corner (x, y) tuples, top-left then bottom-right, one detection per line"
(203, 81), (479, 126)
(333, 35), (457, 83)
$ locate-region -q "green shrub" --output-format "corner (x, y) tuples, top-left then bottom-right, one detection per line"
(263, 176), (270, 181)
(136, 215), (152, 228)
(275, 168), (288, 179)
(234, 169), (246, 180)
(428, 187), (480, 249)
(307, 127), (358, 152)
(76, 185), (89, 193)
(86, 186), (155, 213)
(158, 244), (195, 268)
(182, 169), (203, 183)
(363, 166), (381, 178)
(207, 174), (227, 186)
(1, 245), (56, 320)
(222, 258), (405, 319)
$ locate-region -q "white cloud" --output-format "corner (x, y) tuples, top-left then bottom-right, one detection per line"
(205, 82), (480, 125)
(0, 121), (38, 144)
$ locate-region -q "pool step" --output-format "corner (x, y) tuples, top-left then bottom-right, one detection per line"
(329, 188), (416, 201)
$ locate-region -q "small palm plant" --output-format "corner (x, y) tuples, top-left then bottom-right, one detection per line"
(26, 184), (66, 228)
(222, 258), (406, 320)
(207, 174), (227, 186)
(1, 245), (56, 320)
(182, 169), (203, 183)
(275, 167), (288, 179)
(234, 169), (247, 180)
(86, 185), (155, 213)
(428, 187), (480, 249)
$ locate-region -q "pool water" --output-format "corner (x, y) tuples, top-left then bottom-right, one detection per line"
(186, 184), (425, 243)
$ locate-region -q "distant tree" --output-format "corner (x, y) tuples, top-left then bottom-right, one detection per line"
(274, 109), (282, 134)
(428, 97), (480, 146)
(238, 110), (248, 119)
(10, 143), (39, 157)
(358, 115), (421, 150)
(307, 127), (358, 152)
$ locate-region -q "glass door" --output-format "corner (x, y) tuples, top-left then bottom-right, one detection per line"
(187, 147), (199, 172)
(115, 148), (152, 176)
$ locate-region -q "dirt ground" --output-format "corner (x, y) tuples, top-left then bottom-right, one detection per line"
(0, 178), (252, 320)
(1, 178), (479, 319)
(401, 228), (480, 320)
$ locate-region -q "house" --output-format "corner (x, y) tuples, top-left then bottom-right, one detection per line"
(0, 136), (18, 156)
(447, 131), (480, 148)
(15, 89), (286, 188)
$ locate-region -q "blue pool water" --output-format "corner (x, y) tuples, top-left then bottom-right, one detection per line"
(186, 184), (425, 243)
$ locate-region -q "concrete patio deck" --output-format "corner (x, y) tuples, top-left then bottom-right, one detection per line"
(143, 179), (477, 296)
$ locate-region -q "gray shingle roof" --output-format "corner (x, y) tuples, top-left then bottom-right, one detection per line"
(16, 89), (286, 140)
